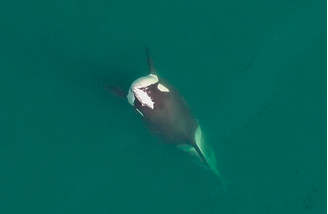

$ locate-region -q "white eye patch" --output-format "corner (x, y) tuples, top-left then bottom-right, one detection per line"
(157, 84), (169, 92)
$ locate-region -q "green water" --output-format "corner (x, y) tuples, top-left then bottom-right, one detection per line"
(0, 0), (326, 213)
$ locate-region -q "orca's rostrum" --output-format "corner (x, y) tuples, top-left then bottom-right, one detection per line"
(107, 48), (222, 181)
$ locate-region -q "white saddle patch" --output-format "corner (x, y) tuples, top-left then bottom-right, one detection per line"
(133, 87), (154, 109)
(127, 74), (159, 107)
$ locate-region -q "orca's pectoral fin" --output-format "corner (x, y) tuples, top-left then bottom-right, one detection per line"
(146, 47), (157, 75)
(106, 84), (127, 99)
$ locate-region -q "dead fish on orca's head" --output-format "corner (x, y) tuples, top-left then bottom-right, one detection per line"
(107, 48), (222, 181)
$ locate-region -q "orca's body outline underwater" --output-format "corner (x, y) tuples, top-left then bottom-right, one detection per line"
(107, 48), (222, 183)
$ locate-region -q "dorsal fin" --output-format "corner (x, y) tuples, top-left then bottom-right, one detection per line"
(146, 47), (157, 75)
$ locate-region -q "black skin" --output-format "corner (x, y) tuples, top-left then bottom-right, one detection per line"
(106, 48), (210, 170)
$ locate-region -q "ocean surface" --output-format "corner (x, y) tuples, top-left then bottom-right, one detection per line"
(0, 0), (326, 213)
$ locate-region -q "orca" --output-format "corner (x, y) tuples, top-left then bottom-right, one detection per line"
(107, 48), (222, 181)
